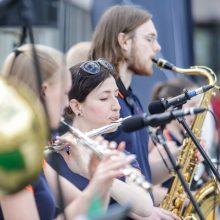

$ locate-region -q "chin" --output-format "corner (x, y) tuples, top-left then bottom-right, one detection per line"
(132, 65), (153, 76)
(50, 124), (59, 130)
(135, 69), (153, 76)
(95, 123), (106, 129)
(146, 65), (154, 74)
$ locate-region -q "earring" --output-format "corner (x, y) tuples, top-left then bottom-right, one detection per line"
(41, 90), (45, 97)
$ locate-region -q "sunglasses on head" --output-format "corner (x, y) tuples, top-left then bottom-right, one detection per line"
(79, 58), (113, 75)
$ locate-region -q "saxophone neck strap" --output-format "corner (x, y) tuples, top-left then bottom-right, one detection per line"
(117, 78), (137, 111)
(117, 78), (144, 115)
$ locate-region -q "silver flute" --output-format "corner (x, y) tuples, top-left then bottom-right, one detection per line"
(60, 118), (152, 192)
(86, 116), (131, 138)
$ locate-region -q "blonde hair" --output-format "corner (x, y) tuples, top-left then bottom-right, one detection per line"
(1, 44), (64, 96)
(66, 41), (91, 68)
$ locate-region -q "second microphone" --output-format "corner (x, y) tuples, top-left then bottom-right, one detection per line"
(122, 107), (206, 132)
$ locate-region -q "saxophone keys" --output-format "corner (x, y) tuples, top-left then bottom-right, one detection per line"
(184, 173), (191, 182)
(178, 186), (184, 194)
(173, 197), (183, 208)
(171, 208), (180, 216)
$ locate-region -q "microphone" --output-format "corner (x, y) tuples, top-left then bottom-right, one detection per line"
(122, 107), (206, 132)
(148, 84), (213, 114)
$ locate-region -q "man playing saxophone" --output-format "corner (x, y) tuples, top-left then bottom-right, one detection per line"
(89, 5), (182, 219)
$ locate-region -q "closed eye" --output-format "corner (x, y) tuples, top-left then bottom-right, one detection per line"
(100, 98), (108, 101)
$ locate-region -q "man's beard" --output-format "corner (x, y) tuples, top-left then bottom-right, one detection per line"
(127, 44), (153, 76)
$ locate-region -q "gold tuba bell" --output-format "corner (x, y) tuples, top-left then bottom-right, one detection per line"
(0, 77), (48, 194)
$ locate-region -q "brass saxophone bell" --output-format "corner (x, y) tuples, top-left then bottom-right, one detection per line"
(0, 77), (48, 194)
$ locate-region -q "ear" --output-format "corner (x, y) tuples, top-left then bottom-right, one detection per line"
(69, 99), (83, 116)
(117, 32), (131, 52)
(41, 82), (48, 98)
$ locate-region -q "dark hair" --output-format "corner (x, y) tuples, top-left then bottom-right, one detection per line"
(64, 59), (117, 121)
(89, 5), (152, 74)
(151, 77), (197, 101)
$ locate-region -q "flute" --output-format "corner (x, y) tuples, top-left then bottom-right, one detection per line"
(60, 118), (152, 192)
(86, 116), (130, 138)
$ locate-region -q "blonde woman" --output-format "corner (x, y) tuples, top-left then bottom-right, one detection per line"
(0, 44), (133, 220)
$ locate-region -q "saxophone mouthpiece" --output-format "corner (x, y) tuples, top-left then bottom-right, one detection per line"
(152, 58), (158, 63)
(152, 58), (174, 71)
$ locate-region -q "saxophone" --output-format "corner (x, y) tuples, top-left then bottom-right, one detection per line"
(153, 58), (220, 219)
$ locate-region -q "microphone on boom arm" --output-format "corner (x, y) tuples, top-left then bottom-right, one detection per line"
(122, 107), (206, 132)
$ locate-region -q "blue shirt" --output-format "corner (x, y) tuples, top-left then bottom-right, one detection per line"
(0, 172), (56, 220)
(33, 172), (56, 220)
(104, 89), (152, 183)
(47, 151), (89, 191)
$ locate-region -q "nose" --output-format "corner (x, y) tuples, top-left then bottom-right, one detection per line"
(154, 40), (161, 52)
(112, 97), (121, 111)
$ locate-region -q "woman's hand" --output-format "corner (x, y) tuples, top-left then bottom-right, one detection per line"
(88, 150), (136, 199)
(55, 134), (130, 179)
(88, 136), (127, 178)
(56, 133), (91, 177)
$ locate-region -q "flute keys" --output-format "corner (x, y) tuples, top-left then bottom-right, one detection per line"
(122, 167), (132, 176)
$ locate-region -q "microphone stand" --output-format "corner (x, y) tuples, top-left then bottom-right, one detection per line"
(153, 127), (205, 220)
(18, 0), (50, 128)
(177, 113), (220, 182)
(18, 2), (67, 220)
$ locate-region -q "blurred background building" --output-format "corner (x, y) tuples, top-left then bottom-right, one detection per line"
(0, 0), (220, 110)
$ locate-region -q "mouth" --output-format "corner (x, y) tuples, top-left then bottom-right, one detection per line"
(110, 116), (120, 122)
